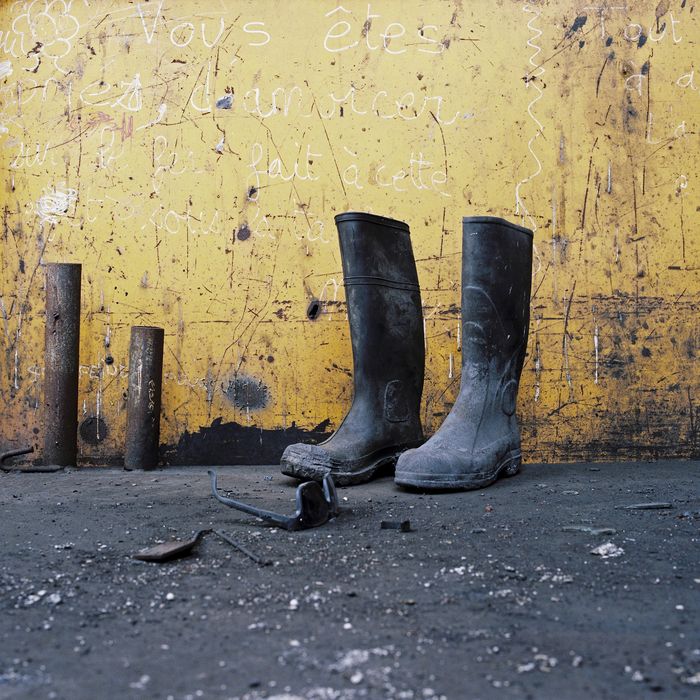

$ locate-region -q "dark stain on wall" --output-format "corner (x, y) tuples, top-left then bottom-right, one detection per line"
(223, 375), (269, 411)
(564, 13), (587, 39)
(162, 418), (332, 465)
(79, 416), (108, 445)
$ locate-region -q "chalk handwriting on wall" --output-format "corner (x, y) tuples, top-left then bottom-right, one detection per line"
(79, 74), (143, 111)
(622, 13), (682, 44)
(11, 0), (80, 74)
(247, 142), (321, 200)
(241, 85), (462, 124)
(9, 141), (51, 168)
(583, 5), (682, 42)
(167, 18), (270, 49)
(151, 135), (210, 194)
(144, 204), (224, 237)
(323, 5), (446, 55)
(134, 2), (271, 49)
(248, 143), (449, 198)
(27, 361), (128, 382)
(676, 69), (696, 90)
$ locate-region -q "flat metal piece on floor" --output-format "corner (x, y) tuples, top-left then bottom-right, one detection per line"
(380, 519), (411, 532)
(133, 529), (210, 562)
(562, 525), (617, 535)
(621, 502), (672, 510)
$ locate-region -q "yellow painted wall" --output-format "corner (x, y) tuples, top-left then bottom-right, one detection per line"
(1, 0), (698, 464)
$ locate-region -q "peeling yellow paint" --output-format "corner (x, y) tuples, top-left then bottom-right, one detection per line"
(0, 1), (698, 463)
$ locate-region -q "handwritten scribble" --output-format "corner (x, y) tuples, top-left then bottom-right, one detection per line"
(514, 2), (545, 235)
(11, 0), (80, 75)
(37, 184), (77, 225)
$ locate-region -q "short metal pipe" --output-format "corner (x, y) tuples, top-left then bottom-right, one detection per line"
(44, 263), (81, 466)
(125, 326), (164, 470)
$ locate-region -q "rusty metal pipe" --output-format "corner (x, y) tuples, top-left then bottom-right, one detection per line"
(44, 263), (81, 466)
(124, 326), (164, 470)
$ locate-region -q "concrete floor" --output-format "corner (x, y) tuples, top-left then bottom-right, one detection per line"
(1, 460), (699, 700)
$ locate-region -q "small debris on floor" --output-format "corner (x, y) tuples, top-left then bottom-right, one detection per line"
(133, 530), (208, 562)
(213, 530), (272, 567)
(562, 525), (617, 536)
(621, 502), (672, 510)
(380, 520), (411, 532)
(590, 542), (625, 558)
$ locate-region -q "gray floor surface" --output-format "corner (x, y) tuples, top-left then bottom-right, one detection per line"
(1, 460), (699, 700)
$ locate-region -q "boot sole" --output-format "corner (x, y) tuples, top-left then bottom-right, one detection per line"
(395, 449), (521, 491)
(281, 441), (423, 487)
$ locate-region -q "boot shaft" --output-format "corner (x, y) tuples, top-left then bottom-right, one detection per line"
(335, 212), (424, 415)
(461, 216), (533, 378)
(336, 212), (420, 288)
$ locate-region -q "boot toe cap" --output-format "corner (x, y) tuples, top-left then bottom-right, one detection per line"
(395, 442), (465, 487)
(395, 441), (520, 490)
(280, 443), (334, 482)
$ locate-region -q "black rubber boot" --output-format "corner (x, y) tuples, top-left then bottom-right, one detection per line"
(281, 212), (425, 486)
(395, 216), (533, 490)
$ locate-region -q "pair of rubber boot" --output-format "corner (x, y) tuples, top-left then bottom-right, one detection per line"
(281, 212), (533, 490)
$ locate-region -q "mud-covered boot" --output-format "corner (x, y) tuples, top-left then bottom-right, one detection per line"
(281, 212), (425, 486)
(395, 216), (533, 490)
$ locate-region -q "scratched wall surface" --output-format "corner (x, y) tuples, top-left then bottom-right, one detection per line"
(0, 0), (698, 465)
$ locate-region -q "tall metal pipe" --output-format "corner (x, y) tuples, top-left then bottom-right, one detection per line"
(44, 263), (81, 466)
(125, 326), (164, 470)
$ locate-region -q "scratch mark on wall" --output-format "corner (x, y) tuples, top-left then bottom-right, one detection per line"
(136, 102), (167, 131)
(13, 310), (21, 391)
(594, 320), (599, 385)
(580, 138), (598, 231)
(312, 98), (348, 199)
(595, 52), (610, 97)
(534, 317), (541, 402)
(561, 283), (576, 400)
